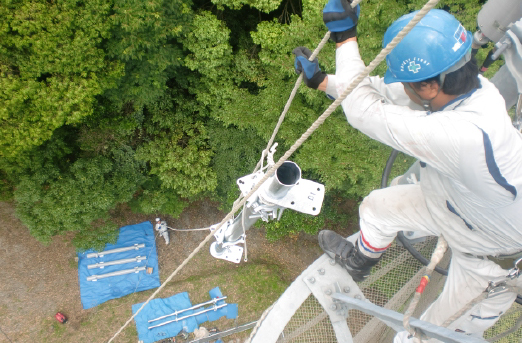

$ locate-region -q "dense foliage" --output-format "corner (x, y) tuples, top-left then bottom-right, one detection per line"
(0, 0), (490, 247)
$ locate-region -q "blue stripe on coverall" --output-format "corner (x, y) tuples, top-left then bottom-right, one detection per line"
(480, 129), (517, 199)
(446, 201), (475, 231)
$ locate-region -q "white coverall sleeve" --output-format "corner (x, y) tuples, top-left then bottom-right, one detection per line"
(325, 74), (339, 99)
(334, 41), (466, 179)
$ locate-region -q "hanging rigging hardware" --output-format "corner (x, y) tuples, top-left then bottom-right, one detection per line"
(148, 296), (228, 323)
(210, 152), (325, 263)
(148, 303), (228, 330)
(483, 257), (522, 299)
(86, 243), (145, 258)
(87, 266), (146, 281)
(87, 256), (147, 269)
(507, 256), (522, 279)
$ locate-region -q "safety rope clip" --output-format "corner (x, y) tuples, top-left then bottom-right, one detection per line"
(507, 256), (522, 279)
(486, 281), (509, 298)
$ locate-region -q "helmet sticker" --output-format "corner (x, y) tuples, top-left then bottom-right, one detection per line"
(400, 57), (431, 73)
(408, 61), (421, 73)
(452, 24), (467, 52)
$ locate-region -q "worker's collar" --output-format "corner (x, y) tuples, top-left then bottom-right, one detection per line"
(438, 87), (480, 111)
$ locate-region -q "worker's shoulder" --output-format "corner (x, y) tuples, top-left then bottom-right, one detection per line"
(470, 75), (506, 110)
(444, 76), (508, 125)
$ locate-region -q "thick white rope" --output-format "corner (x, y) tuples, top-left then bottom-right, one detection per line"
(254, 0), (366, 174)
(108, 0), (441, 341)
(440, 291), (488, 330)
(441, 283), (521, 329)
(167, 226), (211, 231)
(243, 303), (275, 343)
(253, 31), (331, 173)
(246, 0), (444, 341)
(403, 235), (448, 341)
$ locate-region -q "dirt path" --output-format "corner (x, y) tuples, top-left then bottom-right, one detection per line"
(0, 200), (344, 343)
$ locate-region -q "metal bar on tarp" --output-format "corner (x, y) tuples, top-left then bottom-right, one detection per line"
(87, 266), (146, 281)
(148, 296), (228, 323)
(87, 256), (147, 269)
(148, 304), (228, 330)
(86, 243), (145, 258)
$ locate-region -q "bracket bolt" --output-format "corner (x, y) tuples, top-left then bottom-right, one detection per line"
(343, 287), (350, 293)
(325, 289), (332, 295)
(308, 277), (316, 284)
(355, 294), (362, 300)
(331, 304), (338, 310)
(318, 268), (325, 275)
(329, 259), (336, 265)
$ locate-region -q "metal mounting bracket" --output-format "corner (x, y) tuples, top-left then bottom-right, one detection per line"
(209, 242), (243, 264)
(212, 220), (233, 245)
(237, 172), (324, 216)
(302, 257), (366, 322)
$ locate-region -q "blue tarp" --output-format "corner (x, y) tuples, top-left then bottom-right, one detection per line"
(133, 287), (238, 343)
(77, 221), (160, 309)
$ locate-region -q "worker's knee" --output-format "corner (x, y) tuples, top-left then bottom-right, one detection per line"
(359, 190), (381, 220)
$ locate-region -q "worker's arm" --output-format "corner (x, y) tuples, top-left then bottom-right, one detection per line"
(335, 40), (472, 180)
(316, 37), (356, 94)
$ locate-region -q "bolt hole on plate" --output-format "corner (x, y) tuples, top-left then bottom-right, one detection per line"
(312, 207), (316, 211)
(291, 201), (295, 205)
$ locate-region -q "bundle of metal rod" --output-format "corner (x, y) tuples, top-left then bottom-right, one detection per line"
(87, 266), (146, 281)
(87, 256), (147, 269)
(148, 303), (228, 330)
(86, 243), (146, 258)
(147, 296), (228, 323)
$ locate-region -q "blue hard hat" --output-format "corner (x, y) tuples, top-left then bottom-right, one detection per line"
(382, 9), (472, 84)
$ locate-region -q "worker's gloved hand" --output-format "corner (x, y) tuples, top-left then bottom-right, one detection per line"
(323, 0), (360, 43)
(293, 47), (327, 89)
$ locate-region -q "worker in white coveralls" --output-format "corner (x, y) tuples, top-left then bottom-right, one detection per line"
(293, 1), (522, 341)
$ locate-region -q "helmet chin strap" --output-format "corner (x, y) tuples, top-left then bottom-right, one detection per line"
(404, 82), (441, 112)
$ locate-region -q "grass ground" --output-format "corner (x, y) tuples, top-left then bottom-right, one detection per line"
(0, 199), (344, 343)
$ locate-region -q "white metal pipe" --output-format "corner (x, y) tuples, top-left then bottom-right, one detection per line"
(86, 243), (145, 258)
(148, 304), (228, 329)
(87, 266), (146, 281)
(87, 256), (147, 269)
(148, 296), (228, 323)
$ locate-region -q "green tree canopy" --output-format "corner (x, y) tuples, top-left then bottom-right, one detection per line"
(1, 0), (490, 247)
(0, 0), (122, 158)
